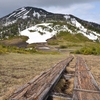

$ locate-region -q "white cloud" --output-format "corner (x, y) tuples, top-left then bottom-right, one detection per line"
(0, 0), (100, 24)
(45, 3), (94, 14)
(50, 3), (100, 24)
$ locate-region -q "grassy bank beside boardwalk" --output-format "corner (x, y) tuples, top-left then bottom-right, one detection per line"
(0, 53), (69, 99)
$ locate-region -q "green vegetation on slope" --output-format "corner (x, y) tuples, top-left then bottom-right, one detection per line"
(48, 31), (92, 48)
(48, 31), (100, 55)
(1, 21), (100, 55)
(78, 20), (100, 34)
(0, 44), (37, 54)
(57, 31), (92, 42)
(74, 42), (100, 55)
(74, 46), (100, 55)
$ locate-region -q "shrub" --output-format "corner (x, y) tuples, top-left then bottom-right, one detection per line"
(60, 45), (67, 49)
(28, 30), (36, 32)
(74, 46), (100, 55)
(38, 31), (45, 35)
(0, 44), (37, 54)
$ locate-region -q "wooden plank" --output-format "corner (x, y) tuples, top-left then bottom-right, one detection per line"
(72, 56), (100, 100)
(74, 88), (100, 93)
(50, 95), (72, 100)
(9, 56), (74, 100)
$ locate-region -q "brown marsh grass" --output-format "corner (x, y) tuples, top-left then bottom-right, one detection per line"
(0, 53), (100, 99)
(80, 55), (100, 87)
(0, 53), (69, 98)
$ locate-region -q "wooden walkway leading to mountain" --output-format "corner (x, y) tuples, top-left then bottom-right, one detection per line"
(72, 56), (100, 100)
(9, 56), (73, 100)
(8, 56), (100, 100)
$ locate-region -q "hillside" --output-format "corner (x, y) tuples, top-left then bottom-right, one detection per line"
(20, 21), (99, 44)
(0, 6), (100, 42)
(0, 6), (100, 55)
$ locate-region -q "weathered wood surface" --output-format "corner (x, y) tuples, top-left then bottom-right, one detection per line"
(50, 92), (72, 100)
(9, 56), (73, 100)
(73, 56), (100, 100)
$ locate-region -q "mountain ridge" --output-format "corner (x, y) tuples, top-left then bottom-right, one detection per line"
(0, 6), (100, 45)
(0, 6), (65, 26)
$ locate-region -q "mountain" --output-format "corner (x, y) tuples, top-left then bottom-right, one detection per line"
(0, 6), (100, 45)
(0, 6), (65, 26)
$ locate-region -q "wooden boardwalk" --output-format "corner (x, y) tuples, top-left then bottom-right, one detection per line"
(73, 56), (100, 100)
(8, 56), (100, 100)
(9, 56), (73, 100)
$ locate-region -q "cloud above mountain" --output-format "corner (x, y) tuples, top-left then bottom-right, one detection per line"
(0, 0), (99, 7)
(0, 0), (100, 23)
(28, 0), (99, 7)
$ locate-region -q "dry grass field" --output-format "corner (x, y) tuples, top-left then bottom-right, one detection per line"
(0, 53), (100, 99)
(0, 53), (70, 99)
(81, 55), (100, 87)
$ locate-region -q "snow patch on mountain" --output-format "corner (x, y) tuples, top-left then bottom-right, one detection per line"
(20, 23), (56, 43)
(64, 15), (100, 40)
(33, 11), (41, 19)
(1, 7), (100, 43)
(20, 21), (100, 44)
(66, 17), (98, 40)
(78, 31), (98, 40)
(22, 9), (31, 19)
(64, 15), (70, 19)
(7, 13), (16, 19)
(4, 20), (17, 26)
(20, 23), (71, 44)
(3, 7), (47, 26)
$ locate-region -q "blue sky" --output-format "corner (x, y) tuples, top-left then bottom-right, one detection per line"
(0, 0), (100, 24)
(43, 1), (100, 24)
